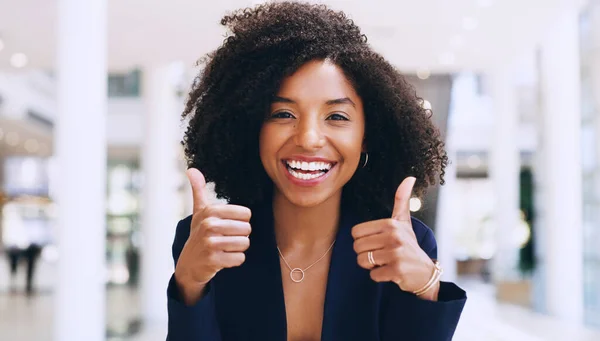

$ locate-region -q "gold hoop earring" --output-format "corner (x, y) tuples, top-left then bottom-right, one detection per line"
(362, 152), (369, 168)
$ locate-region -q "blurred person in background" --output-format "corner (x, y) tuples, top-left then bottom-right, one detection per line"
(2, 204), (49, 296)
(167, 2), (466, 340)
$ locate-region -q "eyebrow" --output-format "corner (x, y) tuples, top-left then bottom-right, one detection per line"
(326, 97), (356, 108)
(272, 96), (296, 104)
(272, 96), (356, 108)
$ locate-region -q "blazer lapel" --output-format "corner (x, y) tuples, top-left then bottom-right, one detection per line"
(214, 202), (287, 341)
(214, 202), (381, 341)
(321, 208), (382, 341)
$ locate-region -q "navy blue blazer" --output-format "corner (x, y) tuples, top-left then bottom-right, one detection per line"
(167, 202), (467, 340)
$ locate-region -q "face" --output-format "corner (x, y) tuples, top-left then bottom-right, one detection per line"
(259, 59), (366, 208)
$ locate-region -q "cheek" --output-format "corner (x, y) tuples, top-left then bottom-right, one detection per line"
(344, 143), (363, 171)
(259, 125), (286, 167)
(258, 127), (272, 168)
(258, 127), (268, 155)
(339, 129), (365, 165)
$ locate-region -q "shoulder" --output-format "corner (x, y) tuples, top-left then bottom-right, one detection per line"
(175, 215), (193, 239)
(172, 215), (193, 261)
(180, 215), (193, 230)
(410, 216), (437, 259)
(410, 217), (434, 243)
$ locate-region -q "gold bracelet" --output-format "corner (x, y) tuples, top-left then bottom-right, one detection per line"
(413, 260), (443, 296)
(412, 261), (438, 295)
(416, 269), (442, 296)
(414, 268), (441, 296)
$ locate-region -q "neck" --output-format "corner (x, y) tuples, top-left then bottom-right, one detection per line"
(272, 190), (341, 252)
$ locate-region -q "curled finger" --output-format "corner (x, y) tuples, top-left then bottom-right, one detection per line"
(207, 235), (250, 252)
(219, 252), (246, 268)
(357, 249), (387, 270)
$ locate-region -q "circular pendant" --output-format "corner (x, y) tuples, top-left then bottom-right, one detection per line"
(290, 268), (305, 283)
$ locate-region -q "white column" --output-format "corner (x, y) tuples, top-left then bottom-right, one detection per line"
(539, 6), (583, 323)
(140, 63), (183, 325)
(488, 66), (521, 282)
(435, 147), (458, 282)
(55, 0), (107, 340)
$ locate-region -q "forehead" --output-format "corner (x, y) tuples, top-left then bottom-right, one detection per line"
(276, 60), (359, 101)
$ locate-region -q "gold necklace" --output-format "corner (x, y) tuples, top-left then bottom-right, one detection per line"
(277, 241), (336, 283)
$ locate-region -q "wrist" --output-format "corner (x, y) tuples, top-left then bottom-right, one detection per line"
(174, 268), (211, 306)
(411, 260), (442, 298)
(175, 263), (212, 285)
(416, 281), (440, 301)
(175, 272), (209, 306)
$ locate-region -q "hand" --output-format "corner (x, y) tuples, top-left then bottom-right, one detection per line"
(174, 168), (252, 300)
(351, 177), (439, 299)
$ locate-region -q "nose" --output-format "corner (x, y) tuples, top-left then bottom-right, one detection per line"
(293, 116), (326, 151)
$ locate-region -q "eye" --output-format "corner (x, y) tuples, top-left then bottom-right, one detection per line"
(327, 113), (349, 121)
(270, 111), (295, 119)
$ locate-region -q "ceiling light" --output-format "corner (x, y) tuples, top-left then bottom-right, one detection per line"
(421, 100), (432, 111)
(409, 198), (422, 212)
(416, 68), (431, 80)
(10, 53), (28, 68)
(450, 34), (465, 48)
(6, 131), (20, 146)
(24, 139), (40, 153)
(462, 17), (479, 30)
(476, 0), (494, 8)
(439, 52), (455, 65)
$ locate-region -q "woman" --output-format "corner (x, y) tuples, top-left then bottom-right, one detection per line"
(168, 2), (466, 340)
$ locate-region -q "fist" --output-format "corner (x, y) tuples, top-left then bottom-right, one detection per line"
(351, 177), (438, 297)
(175, 168), (252, 289)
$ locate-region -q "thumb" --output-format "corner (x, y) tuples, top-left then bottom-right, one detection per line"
(391, 177), (417, 222)
(186, 168), (209, 212)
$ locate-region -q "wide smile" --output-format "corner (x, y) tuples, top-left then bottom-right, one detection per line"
(281, 159), (337, 187)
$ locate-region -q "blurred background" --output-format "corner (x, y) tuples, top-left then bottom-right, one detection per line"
(0, 0), (598, 340)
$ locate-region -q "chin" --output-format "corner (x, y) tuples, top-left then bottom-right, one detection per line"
(277, 189), (339, 209)
(288, 197), (325, 208)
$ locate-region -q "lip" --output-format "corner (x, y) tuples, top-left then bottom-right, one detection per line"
(283, 155), (337, 163)
(280, 157), (337, 187)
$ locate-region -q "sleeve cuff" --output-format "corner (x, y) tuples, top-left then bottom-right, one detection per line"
(167, 274), (220, 340)
(167, 274), (214, 308)
(437, 281), (467, 302)
(387, 281), (466, 312)
(380, 281), (467, 341)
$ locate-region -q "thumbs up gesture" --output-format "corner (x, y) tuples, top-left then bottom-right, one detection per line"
(174, 168), (252, 304)
(351, 177), (440, 300)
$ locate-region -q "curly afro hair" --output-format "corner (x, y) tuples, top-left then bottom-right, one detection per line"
(182, 1), (447, 220)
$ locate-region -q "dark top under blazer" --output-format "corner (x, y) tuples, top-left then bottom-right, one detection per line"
(167, 202), (467, 341)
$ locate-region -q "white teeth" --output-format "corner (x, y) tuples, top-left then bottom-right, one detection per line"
(285, 160), (334, 171)
(289, 168), (326, 180)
